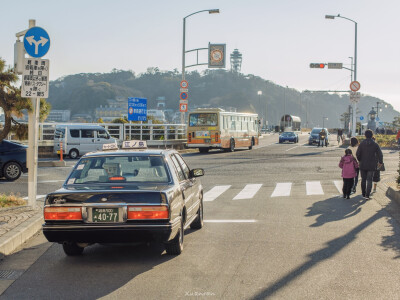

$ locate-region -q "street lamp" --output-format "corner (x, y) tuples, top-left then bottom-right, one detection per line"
(323, 116), (328, 128)
(325, 14), (358, 137)
(258, 90), (262, 125)
(181, 9), (220, 124)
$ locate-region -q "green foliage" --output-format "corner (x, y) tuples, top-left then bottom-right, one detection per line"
(357, 134), (397, 148)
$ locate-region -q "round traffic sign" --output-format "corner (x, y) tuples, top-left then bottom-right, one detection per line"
(180, 92), (188, 100)
(350, 81), (361, 92)
(359, 116), (364, 121)
(180, 80), (188, 89)
(23, 27), (51, 58)
(128, 107), (134, 115)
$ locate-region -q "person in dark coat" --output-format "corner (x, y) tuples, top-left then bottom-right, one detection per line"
(356, 129), (383, 200)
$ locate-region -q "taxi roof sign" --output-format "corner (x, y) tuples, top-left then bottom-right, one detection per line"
(121, 140), (147, 149)
(102, 142), (119, 151)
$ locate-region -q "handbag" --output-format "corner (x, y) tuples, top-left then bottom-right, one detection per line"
(377, 163), (385, 171)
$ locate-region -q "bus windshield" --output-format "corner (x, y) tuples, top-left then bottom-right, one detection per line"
(189, 113), (218, 126)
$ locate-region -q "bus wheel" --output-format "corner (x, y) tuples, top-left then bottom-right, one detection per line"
(199, 148), (209, 153)
(248, 138), (254, 150)
(229, 139), (235, 152)
(69, 149), (79, 159)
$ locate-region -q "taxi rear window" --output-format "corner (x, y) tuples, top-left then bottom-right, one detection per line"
(66, 155), (170, 184)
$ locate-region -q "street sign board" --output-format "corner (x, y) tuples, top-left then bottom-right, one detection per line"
(128, 97), (147, 121)
(179, 103), (188, 112)
(180, 92), (188, 100)
(328, 63), (343, 69)
(350, 91), (361, 103)
(350, 81), (361, 92)
(23, 27), (50, 58)
(180, 80), (188, 88)
(359, 116), (364, 121)
(180, 88), (188, 93)
(208, 44), (226, 68)
(21, 58), (49, 98)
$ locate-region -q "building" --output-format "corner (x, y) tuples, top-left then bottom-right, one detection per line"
(46, 110), (71, 122)
(95, 98), (127, 122)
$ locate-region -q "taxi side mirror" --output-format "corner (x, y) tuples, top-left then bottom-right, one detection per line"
(189, 168), (204, 178)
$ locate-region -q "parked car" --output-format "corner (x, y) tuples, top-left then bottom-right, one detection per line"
(308, 127), (329, 145)
(279, 132), (298, 143)
(42, 147), (205, 256)
(0, 140), (28, 181)
(53, 124), (116, 159)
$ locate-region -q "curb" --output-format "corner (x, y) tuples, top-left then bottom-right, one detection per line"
(387, 186), (400, 206)
(38, 161), (67, 167)
(0, 213), (43, 258)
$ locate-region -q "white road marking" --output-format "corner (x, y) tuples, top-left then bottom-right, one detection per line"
(204, 220), (256, 223)
(334, 180), (343, 193)
(306, 181), (324, 195)
(285, 145), (300, 152)
(233, 184), (262, 200)
(23, 194), (47, 200)
(204, 185), (231, 202)
(271, 183), (292, 197)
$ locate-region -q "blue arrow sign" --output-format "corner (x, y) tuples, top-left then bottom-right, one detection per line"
(128, 97), (147, 121)
(24, 27), (50, 58)
(359, 116), (364, 120)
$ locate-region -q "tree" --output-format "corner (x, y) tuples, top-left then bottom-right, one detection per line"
(0, 58), (51, 141)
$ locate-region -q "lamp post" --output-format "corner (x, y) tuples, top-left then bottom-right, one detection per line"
(258, 90), (262, 126)
(323, 116), (328, 128)
(325, 14), (358, 137)
(181, 9), (219, 124)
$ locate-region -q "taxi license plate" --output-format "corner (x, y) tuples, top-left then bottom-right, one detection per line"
(92, 208), (119, 222)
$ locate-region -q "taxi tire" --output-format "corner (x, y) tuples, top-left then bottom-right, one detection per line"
(3, 162), (22, 181)
(165, 220), (184, 255)
(63, 242), (84, 256)
(190, 199), (203, 229)
(69, 149), (79, 159)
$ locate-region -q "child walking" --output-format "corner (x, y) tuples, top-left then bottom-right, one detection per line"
(339, 149), (359, 199)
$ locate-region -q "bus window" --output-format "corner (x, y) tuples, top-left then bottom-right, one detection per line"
(189, 113), (218, 126)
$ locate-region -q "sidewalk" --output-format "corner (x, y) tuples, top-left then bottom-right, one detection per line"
(0, 170), (399, 259)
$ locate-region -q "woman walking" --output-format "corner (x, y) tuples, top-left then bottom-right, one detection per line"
(339, 148), (359, 199)
(348, 137), (360, 194)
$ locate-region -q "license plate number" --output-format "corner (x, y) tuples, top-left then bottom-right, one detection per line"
(92, 208), (119, 222)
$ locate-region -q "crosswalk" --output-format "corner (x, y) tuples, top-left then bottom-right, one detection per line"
(204, 180), (344, 202)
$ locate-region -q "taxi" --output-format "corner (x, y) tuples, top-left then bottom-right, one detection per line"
(42, 141), (205, 256)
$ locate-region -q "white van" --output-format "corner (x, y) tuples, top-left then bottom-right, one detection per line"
(53, 125), (116, 159)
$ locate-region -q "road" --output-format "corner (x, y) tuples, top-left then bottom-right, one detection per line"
(1, 133), (400, 299)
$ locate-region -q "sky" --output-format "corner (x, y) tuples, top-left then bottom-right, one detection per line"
(1, 0), (399, 112)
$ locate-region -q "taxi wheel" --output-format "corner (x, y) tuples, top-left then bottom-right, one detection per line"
(165, 220), (184, 255)
(69, 149), (79, 159)
(190, 199), (203, 229)
(3, 162), (22, 181)
(63, 242), (84, 256)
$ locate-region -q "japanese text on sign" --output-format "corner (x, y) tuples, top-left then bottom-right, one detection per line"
(21, 58), (49, 98)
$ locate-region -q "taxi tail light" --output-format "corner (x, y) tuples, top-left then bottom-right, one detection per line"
(188, 132), (192, 142)
(44, 207), (82, 220)
(127, 206), (169, 220)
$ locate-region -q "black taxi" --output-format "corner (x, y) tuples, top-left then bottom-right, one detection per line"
(42, 141), (205, 256)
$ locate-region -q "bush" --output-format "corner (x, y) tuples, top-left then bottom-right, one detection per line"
(0, 194), (26, 208)
(357, 134), (397, 148)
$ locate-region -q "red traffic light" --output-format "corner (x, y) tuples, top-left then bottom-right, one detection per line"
(310, 63), (326, 68)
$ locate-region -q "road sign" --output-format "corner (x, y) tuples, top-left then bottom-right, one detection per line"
(128, 97), (147, 121)
(350, 91), (361, 103)
(328, 63), (343, 69)
(208, 44), (226, 68)
(180, 80), (188, 88)
(376, 117), (380, 121)
(350, 81), (361, 92)
(180, 92), (188, 100)
(180, 88), (188, 93)
(359, 116), (364, 121)
(21, 58), (49, 98)
(23, 27), (50, 58)
(179, 103), (188, 112)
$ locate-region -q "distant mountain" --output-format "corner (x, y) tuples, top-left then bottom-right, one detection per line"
(47, 68), (398, 128)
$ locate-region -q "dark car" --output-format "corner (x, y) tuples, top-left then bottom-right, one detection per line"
(279, 132), (298, 143)
(308, 127), (329, 145)
(0, 140), (28, 181)
(42, 148), (205, 256)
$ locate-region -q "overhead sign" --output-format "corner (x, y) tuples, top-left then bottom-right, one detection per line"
(23, 27), (50, 58)
(128, 97), (147, 121)
(180, 80), (188, 88)
(180, 92), (188, 100)
(350, 81), (361, 92)
(328, 63), (343, 69)
(21, 58), (49, 98)
(350, 91), (361, 103)
(208, 44), (226, 68)
(179, 103), (188, 112)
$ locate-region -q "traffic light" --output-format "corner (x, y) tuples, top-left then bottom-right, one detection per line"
(310, 63), (326, 68)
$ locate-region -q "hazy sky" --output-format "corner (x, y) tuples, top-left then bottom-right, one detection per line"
(1, 0), (399, 111)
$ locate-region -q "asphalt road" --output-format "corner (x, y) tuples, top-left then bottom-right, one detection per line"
(1, 133), (400, 299)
